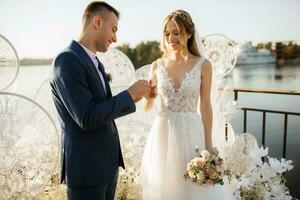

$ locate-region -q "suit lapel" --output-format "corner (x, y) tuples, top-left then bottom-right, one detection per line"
(70, 40), (107, 96)
(97, 61), (112, 97)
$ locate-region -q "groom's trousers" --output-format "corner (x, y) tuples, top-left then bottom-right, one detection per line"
(67, 169), (119, 200)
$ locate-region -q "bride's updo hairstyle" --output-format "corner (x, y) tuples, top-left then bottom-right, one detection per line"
(161, 10), (201, 57)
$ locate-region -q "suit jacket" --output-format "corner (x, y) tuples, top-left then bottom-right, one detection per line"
(50, 40), (135, 187)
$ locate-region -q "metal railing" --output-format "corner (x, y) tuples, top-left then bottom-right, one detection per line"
(227, 88), (300, 158)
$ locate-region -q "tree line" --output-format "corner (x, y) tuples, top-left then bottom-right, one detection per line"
(116, 41), (162, 70)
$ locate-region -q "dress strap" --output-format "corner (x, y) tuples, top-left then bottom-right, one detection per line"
(156, 58), (164, 71)
(199, 56), (206, 66)
(198, 57), (206, 72)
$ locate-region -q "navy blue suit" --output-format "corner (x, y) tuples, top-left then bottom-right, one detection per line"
(50, 40), (135, 199)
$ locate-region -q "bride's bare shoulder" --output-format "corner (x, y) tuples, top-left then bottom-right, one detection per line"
(201, 59), (212, 75)
(202, 59), (212, 68)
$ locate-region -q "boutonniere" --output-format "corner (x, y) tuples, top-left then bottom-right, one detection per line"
(106, 73), (112, 83)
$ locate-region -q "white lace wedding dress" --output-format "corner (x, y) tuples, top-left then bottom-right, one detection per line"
(140, 57), (233, 200)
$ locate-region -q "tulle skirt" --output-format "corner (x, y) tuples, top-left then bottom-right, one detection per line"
(140, 112), (233, 200)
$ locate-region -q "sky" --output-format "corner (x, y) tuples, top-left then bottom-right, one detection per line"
(0, 0), (299, 58)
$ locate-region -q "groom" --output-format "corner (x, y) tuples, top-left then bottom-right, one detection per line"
(50, 1), (151, 200)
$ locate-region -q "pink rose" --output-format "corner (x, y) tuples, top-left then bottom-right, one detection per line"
(195, 158), (205, 166)
(208, 169), (219, 180)
(205, 179), (214, 186)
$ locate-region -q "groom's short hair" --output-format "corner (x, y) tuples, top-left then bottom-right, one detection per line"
(82, 1), (120, 27)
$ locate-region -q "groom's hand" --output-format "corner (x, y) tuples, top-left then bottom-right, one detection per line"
(127, 80), (151, 103)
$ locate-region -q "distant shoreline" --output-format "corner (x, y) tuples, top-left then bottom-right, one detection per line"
(20, 58), (53, 66)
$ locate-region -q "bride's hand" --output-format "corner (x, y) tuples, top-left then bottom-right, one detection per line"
(145, 80), (157, 100)
(207, 146), (219, 156)
(144, 86), (157, 99)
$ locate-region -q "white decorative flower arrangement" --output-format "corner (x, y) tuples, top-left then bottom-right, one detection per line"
(224, 133), (295, 200)
(115, 133), (145, 200)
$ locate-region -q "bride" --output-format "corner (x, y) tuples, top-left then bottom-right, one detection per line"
(140, 10), (233, 199)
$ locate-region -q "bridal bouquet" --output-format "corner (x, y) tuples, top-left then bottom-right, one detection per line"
(184, 147), (229, 186)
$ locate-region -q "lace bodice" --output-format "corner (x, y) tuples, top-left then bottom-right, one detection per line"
(156, 57), (205, 113)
